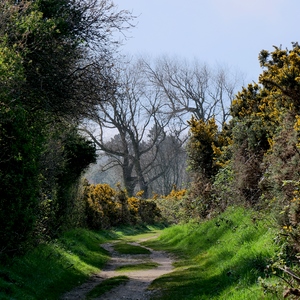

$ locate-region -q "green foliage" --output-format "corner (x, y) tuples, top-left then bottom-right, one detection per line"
(113, 242), (151, 255)
(0, 107), (43, 257)
(2, 0), (89, 116)
(32, 126), (97, 243)
(145, 207), (279, 300)
(210, 164), (236, 212)
(154, 188), (188, 224)
(0, 0), (100, 257)
(0, 228), (112, 300)
(86, 276), (130, 299)
(84, 183), (161, 230)
(0, 18), (43, 254)
(62, 131), (97, 181)
(0, 0), (135, 266)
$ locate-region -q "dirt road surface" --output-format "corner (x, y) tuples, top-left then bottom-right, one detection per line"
(61, 238), (174, 300)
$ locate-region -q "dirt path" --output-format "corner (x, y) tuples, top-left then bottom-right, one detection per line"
(61, 237), (174, 300)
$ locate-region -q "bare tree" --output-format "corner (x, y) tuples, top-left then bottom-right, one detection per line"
(83, 56), (244, 197)
(142, 56), (244, 127)
(83, 59), (171, 197)
(145, 132), (189, 195)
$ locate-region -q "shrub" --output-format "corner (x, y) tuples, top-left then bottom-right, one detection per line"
(85, 183), (121, 229)
(84, 183), (161, 229)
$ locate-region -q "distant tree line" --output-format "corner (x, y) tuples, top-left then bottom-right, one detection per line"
(83, 56), (243, 197)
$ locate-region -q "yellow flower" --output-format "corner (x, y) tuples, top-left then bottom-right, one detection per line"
(283, 225), (292, 232)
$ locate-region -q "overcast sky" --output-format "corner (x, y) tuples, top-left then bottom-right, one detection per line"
(113, 0), (299, 84)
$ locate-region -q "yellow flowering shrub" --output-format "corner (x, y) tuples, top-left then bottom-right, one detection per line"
(84, 183), (161, 229)
(127, 196), (161, 224)
(127, 196), (140, 223)
(187, 116), (231, 177)
(85, 183), (121, 229)
(135, 190), (144, 198)
(209, 45), (300, 291)
(164, 186), (187, 200)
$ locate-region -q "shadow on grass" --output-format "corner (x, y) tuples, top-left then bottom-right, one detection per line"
(147, 208), (275, 300)
(0, 228), (116, 300)
(150, 255), (268, 300)
(115, 223), (167, 237)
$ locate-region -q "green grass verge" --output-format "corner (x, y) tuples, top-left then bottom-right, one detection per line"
(85, 275), (129, 299)
(113, 242), (151, 255)
(114, 224), (165, 243)
(0, 224), (159, 300)
(116, 262), (159, 272)
(0, 212), (282, 300)
(0, 228), (114, 300)
(144, 207), (281, 300)
(114, 223), (165, 236)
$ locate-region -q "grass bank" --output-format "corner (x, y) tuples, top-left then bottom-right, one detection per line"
(0, 224), (163, 300)
(0, 229), (117, 300)
(144, 207), (281, 300)
(0, 210), (282, 299)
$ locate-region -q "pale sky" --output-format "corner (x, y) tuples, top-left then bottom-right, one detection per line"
(113, 0), (299, 83)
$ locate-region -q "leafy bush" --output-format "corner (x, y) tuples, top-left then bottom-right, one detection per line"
(84, 183), (161, 229)
(187, 116), (226, 178)
(153, 187), (188, 224)
(85, 183), (121, 229)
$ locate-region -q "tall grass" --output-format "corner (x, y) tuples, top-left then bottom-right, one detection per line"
(145, 207), (281, 300)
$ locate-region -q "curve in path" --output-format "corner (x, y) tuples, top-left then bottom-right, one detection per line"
(61, 239), (174, 300)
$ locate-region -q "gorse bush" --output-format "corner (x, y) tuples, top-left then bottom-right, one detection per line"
(84, 183), (161, 229)
(85, 183), (120, 229)
(185, 115), (233, 220)
(152, 187), (188, 224)
(187, 116), (230, 178)
(164, 187), (187, 200)
(184, 43), (300, 297)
